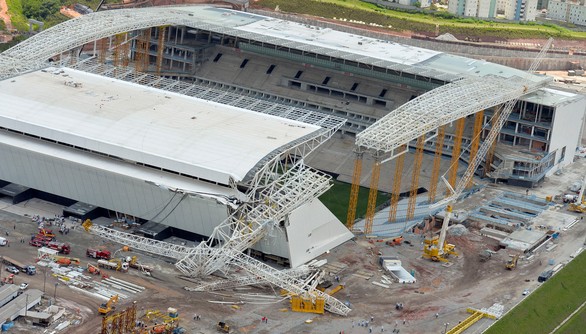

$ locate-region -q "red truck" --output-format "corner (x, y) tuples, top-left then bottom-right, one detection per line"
(47, 241), (71, 254)
(29, 238), (47, 247)
(86, 248), (111, 260)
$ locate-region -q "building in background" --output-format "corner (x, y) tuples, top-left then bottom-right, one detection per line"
(448, 0), (498, 18)
(547, 0), (586, 26)
(496, 0), (539, 20)
(447, 0), (539, 20)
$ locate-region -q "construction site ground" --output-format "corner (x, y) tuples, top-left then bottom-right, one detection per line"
(0, 155), (584, 334)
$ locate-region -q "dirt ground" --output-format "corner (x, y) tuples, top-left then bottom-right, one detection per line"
(0, 0), (10, 30)
(0, 157), (585, 334)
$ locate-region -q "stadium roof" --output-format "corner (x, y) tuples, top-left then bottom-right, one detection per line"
(0, 5), (542, 84)
(0, 67), (322, 185)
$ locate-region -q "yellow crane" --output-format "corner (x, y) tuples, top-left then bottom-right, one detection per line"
(98, 295), (119, 315)
(424, 38), (553, 263)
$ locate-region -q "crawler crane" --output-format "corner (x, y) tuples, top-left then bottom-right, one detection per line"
(424, 38), (553, 263)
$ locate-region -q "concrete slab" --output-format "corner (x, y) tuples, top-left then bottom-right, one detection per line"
(500, 229), (547, 252)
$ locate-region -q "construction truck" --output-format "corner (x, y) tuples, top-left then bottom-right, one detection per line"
(98, 295), (119, 315)
(38, 228), (56, 239)
(506, 254), (520, 270)
(87, 248), (112, 260)
(47, 241), (71, 254)
(1, 256), (36, 275)
(97, 259), (125, 271)
(217, 321), (230, 333)
(568, 176), (586, 213)
(128, 256), (154, 273)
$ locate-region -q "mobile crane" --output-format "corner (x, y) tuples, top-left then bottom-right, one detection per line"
(424, 38), (553, 263)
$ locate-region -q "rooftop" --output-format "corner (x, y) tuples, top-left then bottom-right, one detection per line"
(521, 87), (586, 107)
(0, 67), (321, 185)
(179, 6), (541, 83)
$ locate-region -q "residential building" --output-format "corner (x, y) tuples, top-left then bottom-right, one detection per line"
(497, 0), (539, 20)
(448, 0), (498, 18)
(547, 0), (586, 26)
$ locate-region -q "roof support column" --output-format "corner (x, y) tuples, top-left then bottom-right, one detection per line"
(407, 135), (425, 220)
(467, 110), (484, 188)
(428, 126), (445, 203)
(447, 118), (466, 196)
(364, 155), (382, 235)
(388, 145), (407, 223)
(345, 149), (364, 231)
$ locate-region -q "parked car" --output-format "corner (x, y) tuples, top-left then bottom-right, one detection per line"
(6, 266), (19, 274)
(19, 283), (29, 290)
(522, 289), (530, 295)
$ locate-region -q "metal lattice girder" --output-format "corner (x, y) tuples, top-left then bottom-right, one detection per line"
(176, 162), (333, 276)
(355, 75), (552, 153)
(0, 8), (187, 78)
(229, 250), (351, 316)
(185, 265), (312, 292)
(88, 224), (191, 260)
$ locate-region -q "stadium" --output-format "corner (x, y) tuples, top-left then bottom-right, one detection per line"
(0, 5), (584, 268)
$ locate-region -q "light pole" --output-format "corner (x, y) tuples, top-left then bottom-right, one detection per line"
(43, 268), (47, 294)
(53, 283), (59, 302)
(443, 322), (450, 334)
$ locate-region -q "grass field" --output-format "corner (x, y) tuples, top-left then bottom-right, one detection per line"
(256, 0), (586, 40)
(485, 251), (586, 334)
(556, 303), (586, 334)
(319, 180), (390, 225)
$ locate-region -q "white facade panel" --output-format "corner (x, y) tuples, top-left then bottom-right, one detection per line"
(0, 132), (233, 236)
(285, 199), (353, 268)
(548, 94), (586, 173)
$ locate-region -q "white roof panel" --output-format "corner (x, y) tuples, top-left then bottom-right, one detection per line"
(237, 18), (440, 66)
(0, 68), (321, 185)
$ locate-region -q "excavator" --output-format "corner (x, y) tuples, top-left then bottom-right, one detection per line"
(98, 295), (119, 315)
(505, 254), (520, 270)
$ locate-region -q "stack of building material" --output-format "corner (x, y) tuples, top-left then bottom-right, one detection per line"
(101, 277), (145, 295)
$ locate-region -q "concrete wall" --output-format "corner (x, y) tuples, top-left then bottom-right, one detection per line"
(548, 94), (586, 174)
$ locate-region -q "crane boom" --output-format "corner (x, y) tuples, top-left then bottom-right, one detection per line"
(432, 38), (553, 257)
